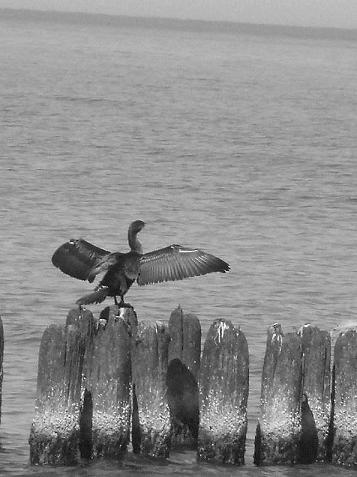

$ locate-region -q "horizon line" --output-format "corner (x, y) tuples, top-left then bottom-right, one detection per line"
(1, 7), (357, 37)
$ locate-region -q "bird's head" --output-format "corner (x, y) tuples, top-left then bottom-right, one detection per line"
(129, 220), (145, 235)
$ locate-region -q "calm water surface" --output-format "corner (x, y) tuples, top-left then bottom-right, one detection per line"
(1, 9), (357, 476)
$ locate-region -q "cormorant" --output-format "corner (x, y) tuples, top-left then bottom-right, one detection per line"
(52, 220), (230, 307)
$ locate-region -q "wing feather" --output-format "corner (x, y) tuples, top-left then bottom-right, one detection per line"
(171, 255), (180, 280)
(51, 238), (112, 282)
(138, 244), (230, 286)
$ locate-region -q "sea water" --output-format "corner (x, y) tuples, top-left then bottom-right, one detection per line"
(0, 9), (356, 476)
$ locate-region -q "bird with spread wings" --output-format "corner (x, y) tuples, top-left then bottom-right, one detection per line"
(52, 220), (230, 307)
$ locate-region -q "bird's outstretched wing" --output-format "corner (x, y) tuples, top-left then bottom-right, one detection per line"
(87, 252), (124, 282)
(137, 244), (230, 286)
(52, 238), (112, 282)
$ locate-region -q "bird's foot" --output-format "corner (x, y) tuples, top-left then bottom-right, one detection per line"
(115, 302), (133, 320)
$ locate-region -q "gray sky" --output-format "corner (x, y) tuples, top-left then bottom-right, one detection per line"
(1, 0), (357, 29)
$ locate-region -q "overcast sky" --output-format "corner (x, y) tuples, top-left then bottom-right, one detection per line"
(1, 0), (357, 29)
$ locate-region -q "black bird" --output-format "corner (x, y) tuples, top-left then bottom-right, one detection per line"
(52, 220), (230, 307)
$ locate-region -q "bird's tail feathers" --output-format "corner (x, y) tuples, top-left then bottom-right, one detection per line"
(76, 286), (109, 305)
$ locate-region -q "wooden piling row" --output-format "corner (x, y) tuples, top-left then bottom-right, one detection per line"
(27, 306), (357, 470)
(29, 305), (249, 465)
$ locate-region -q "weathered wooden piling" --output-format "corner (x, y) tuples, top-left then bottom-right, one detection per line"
(168, 306), (201, 378)
(198, 318), (249, 465)
(254, 323), (331, 466)
(82, 306), (136, 459)
(299, 324), (331, 462)
(332, 327), (357, 467)
(0, 316), (3, 424)
(254, 324), (300, 466)
(167, 306), (201, 447)
(29, 308), (95, 465)
(131, 320), (171, 458)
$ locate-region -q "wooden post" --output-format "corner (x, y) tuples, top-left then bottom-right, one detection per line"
(168, 306), (201, 377)
(82, 306), (135, 459)
(198, 318), (249, 465)
(29, 308), (95, 465)
(332, 327), (357, 467)
(254, 324), (302, 465)
(254, 323), (331, 466)
(0, 316), (3, 424)
(131, 320), (171, 458)
(299, 324), (331, 462)
(167, 306), (201, 447)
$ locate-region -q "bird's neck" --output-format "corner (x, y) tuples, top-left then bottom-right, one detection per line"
(128, 231), (143, 253)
